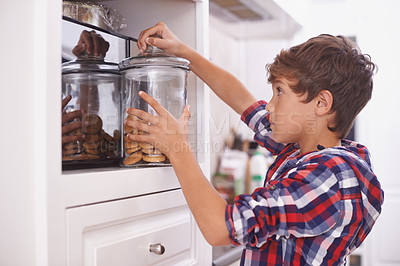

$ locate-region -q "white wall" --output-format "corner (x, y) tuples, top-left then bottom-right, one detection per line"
(211, 0), (400, 263)
(240, 0), (400, 264)
(209, 18), (291, 175)
(209, 23), (242, 175)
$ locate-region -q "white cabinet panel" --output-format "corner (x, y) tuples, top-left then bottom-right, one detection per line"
(67, 189), (200, 266)
(86, 208), (191, 266)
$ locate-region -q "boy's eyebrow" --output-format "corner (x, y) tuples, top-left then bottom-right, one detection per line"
(273, 80), (285, 88)
(274, 78), (287, 85)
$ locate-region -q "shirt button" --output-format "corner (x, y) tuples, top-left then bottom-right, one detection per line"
(234, 232), (239, 239)
(270, 185), (276, 190)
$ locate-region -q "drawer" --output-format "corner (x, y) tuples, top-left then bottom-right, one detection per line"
(67, 189), (197, 266)
(85, 207), (191, 266)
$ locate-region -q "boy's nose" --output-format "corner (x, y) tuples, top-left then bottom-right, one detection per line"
(265, 101), (274, 113)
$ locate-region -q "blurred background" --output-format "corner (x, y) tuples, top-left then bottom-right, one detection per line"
(208, 0), (400, 265)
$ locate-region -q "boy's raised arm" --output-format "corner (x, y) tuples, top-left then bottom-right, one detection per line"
(137, 22), (257, 115)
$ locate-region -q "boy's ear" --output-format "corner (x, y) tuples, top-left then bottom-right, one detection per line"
(315, 90), (333, 116)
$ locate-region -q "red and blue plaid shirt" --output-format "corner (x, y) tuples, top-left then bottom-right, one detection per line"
(225, 101), (384, 265)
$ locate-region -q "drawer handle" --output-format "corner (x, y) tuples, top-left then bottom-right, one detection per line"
(149, 243), (165, 255)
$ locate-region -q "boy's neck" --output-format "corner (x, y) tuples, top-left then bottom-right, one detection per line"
(299, 132), (341, 155)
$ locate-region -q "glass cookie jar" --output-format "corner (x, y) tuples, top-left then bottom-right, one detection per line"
(62, 56), (122, 169)
(119, 46), (190, 166)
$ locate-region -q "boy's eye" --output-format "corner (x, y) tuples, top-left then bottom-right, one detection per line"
(276, 87), (282, 95)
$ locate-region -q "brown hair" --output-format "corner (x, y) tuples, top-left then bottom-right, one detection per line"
(266, 34), (376, 139)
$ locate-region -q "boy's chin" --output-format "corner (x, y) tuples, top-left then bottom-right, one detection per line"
(271, 133), (294, 144)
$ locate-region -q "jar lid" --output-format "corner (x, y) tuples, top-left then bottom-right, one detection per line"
(119, 46), (190, 70)
(62, 55), (120, 74)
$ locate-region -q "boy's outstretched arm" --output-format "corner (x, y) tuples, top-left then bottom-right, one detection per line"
(126, 91), (232, 246)
(137, 22), (257, 115)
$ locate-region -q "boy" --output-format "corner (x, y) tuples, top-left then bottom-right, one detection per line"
(126, 22), (384, 265)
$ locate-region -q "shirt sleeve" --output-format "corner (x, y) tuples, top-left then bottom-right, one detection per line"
(225, 158), (342, 247)
(241, 100), (287, 155)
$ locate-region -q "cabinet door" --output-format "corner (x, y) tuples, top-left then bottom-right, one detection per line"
(67, 189), (200, 266)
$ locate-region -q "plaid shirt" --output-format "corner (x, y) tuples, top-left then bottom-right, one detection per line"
(225, 101), (384, 266)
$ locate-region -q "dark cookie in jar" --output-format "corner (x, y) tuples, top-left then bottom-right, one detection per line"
(113, 129), (121, 142)
(85, 149), (101, 155)
(82, 114), (103, 134)
(62, 155), (82, 161)
(85, 134), (102, 143)
(82, 142), (100, 150)
(67, 128), (83, 136)
(101, 130), (114, 143)
(76, 153), (100, 160)
(62, 148), (79, 155)
(63, 142), (79, 150)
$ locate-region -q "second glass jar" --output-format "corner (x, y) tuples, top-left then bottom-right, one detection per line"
(119, 46), (190, 166)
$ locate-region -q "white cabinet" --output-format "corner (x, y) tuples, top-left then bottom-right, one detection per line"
(67, 190), (199, 266)
(0, 0), (211, 265)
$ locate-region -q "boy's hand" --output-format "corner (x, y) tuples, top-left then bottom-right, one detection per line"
(62, 95), (84, 144)
(125, 91), (192, 158)
(137, 22), (188, 58)
(72, 30), (110, 58)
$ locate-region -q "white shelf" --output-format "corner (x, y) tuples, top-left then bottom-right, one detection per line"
(2, 0), (211, 264)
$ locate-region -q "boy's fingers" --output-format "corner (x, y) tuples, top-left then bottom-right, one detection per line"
(62, 95), (72, 110)
(62, 109), (82, 124)
(138, 26), (159, 52)
(72, 44), (85, 57)
(126, 108), (159, 125)
(145, 37), (171, 52)
(180, 105), (191, 123)
(138, 91), (168, 117)
(62, 134), (84, 145)
(125, 119), (151, 133)
(62, 121), (82, 135)
(138, 22), (168, 52)
(127, 132), (152, 144)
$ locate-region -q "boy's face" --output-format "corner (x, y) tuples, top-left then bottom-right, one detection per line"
(266, 78), (317, 144)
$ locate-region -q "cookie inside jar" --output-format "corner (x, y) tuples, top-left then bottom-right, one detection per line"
(62, 114), (121, 164)
(62, 55), (122, 170)
(122, 115), (168, 166)
(119, 46), (189, 167)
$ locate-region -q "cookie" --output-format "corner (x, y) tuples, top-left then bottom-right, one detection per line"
(113, 129), (121, 141)
(141, 148), (162, 155)
(123, 134), (131, 143)
(85, 134), (101, 143)
(83, 142), (100, 150)
(101, 130), (114, 143)
(85, 149), (101, 155)
(63, 142), (79, 150)
(62, 155), (76, 161)
(123, 151), (143, 165)
(126, 146), (141, 154)
(124, 124), (139, 134)
(105, 150), (117, 158)
(82, 114), (103, 134)
(77, 153), (100, 160)
(62, 148), (78, 155)
(123, 115), (138, 133)
(143, 154), (166, 163)
(139, 142), (154, 150)
(68, 128), (83, 136)
(124, 141), (140, 149)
